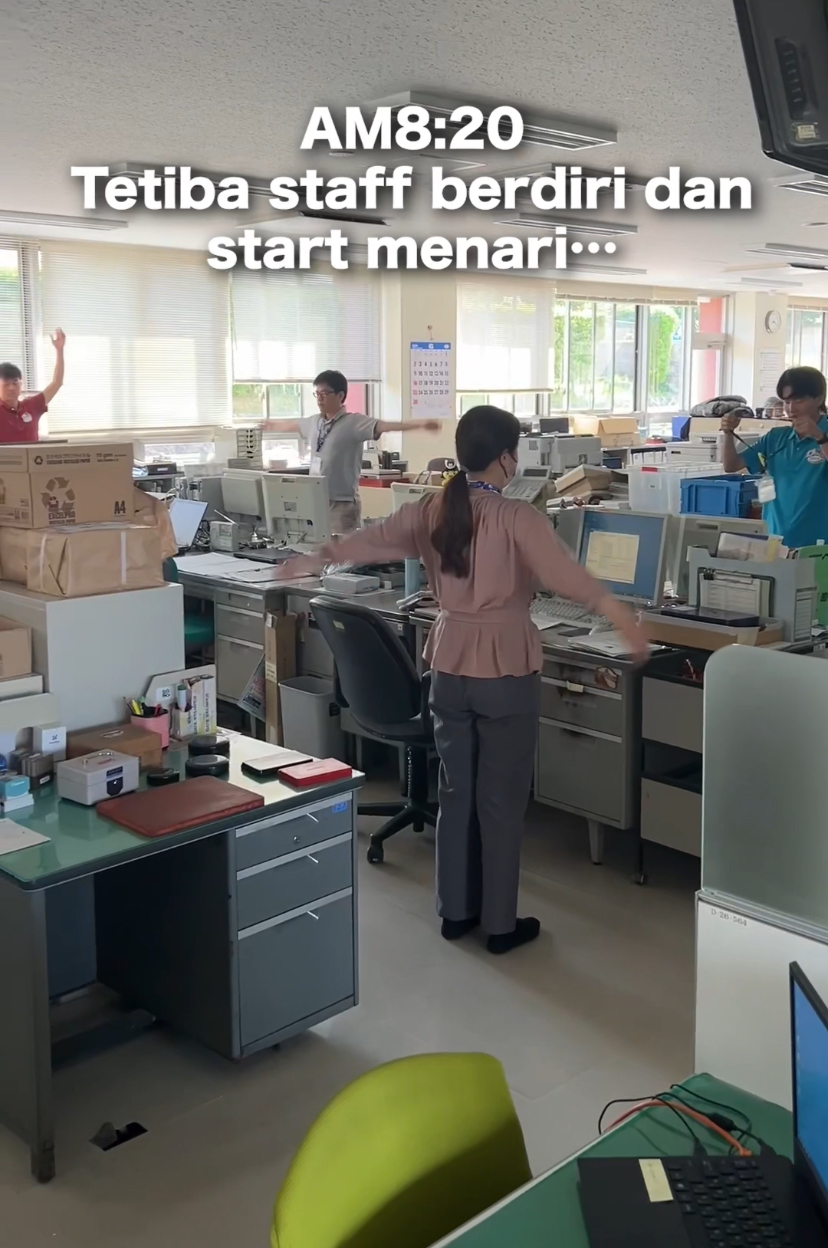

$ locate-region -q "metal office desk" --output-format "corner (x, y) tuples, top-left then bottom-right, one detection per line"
(411, 612), (642, 866)
(174, 554), (411, 694)
(0, 733), (363, 1182)
(435, 1075), (790, 1248)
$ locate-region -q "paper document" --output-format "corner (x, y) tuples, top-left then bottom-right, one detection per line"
(530, 615), (565, 632)
(569, 631), (649, 657)
(0, 819), (49, 856)
(700, 574), (764, 616)
(584, 532), (639, 585)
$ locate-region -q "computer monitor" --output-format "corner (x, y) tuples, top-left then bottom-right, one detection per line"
(221, 470), (265, 519)
(791, 962), (828, 1225)
(390, 482), (441, 512)
(169, 498), (207, 550)
(577, 509), (668, 606)
(261, 473), (331, 546)
(191, 476), (225, 522)
(666, 514), (768, 599)
(553, 506), (585, 555)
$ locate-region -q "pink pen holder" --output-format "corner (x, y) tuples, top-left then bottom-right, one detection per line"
(131, 711), (170, 750)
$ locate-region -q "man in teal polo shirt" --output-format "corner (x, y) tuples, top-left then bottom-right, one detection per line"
(721, 366), (828, 548)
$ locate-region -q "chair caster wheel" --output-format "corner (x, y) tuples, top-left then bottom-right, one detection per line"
(367, 845), (384, 865)
(634, 872), (648, 886)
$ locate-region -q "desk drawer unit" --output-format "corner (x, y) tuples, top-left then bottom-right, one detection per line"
(215, 635), (263, 702)
(641, 778), (701, 857)
(214, 588), (264, 615)
(643, 678), (703, 753)
(539, 675), (623, 737)
(236, 834), (352, 929)
(215, 603), (263, 646)
(235, 796), (353, 871)
(536, 720), (624, 823)
(238, 892), (354, 1047)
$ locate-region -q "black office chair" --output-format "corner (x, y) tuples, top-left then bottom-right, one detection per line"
(310, 596), (437, 864)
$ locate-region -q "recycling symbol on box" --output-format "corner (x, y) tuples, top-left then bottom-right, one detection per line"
(41, 477), (76, 520)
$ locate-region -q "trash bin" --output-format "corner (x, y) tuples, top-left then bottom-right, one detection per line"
(279, 676), (344, 760)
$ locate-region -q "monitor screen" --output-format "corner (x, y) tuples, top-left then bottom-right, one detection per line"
(169, 498), (207, 550)
(792, 963), (828, 1207)
(577, 510), (666, 604)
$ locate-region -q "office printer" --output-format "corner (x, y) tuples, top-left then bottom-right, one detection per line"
(517, 433), (602, 475)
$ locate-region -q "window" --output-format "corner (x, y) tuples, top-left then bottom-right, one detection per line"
(231, 269), (381, 384)
(645, 305), (690, 413)
(0, 242), (37, 389)
(39, 242), (231, 435)
(458, 287), (664, 416)
(786, 308), (826, 371)
(457, 280), (556, 391)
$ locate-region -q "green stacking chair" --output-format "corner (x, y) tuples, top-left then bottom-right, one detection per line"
(271, 1052), (531, 1248)
(163, 557), (214, 652)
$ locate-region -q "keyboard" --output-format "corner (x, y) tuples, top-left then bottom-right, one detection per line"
(530, 596), (605, 629)
(663, 1155), (791, 1247)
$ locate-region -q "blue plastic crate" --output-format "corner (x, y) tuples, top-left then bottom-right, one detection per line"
(680, 474), (759, 517)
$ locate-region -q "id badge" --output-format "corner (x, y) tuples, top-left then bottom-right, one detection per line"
(758, 476), (776, 503)
(310, 455), (322, 476)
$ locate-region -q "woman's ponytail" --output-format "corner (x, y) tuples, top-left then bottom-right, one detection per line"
(431, 469), (473, 577)
(429, 405), (521, 579)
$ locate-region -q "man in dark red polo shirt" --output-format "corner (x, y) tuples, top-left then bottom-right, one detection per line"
(0, 328), (66, 443)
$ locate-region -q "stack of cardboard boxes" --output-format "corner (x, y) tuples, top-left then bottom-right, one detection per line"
(0, 443), (165, 598)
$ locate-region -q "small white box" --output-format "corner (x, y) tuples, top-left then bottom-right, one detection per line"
(1, 792), (34, 814)
(57, 751), (140, 806)
(33, 724), (67, 762)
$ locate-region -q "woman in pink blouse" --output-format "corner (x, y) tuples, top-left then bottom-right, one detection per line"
(279, 407), (647, 954)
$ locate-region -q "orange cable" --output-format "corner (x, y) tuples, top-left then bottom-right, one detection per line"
(607, 1098), (752, 1156)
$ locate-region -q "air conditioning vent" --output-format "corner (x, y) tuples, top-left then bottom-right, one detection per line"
(497, 214), (637, 237)
(363, 91), (616, 151)
(747, 242), (828, 261)
(776, 174), (828, 196)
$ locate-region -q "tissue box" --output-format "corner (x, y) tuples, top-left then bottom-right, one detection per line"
(0, 524), (163, 597)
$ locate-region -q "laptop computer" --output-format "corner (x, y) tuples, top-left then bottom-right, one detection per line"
(578, 961), (828, 1248)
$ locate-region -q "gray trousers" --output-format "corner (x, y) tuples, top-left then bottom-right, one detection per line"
(330, 500), (362, 534)
(429, 671), (540, 936)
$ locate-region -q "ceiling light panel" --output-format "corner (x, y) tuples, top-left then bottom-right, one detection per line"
(0, 210), (127, 231)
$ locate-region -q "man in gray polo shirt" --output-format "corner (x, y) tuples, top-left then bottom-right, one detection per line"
(271, 370), (440, 533)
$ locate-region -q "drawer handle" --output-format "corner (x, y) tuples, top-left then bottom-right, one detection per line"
(307, 854), (319, 865)
(304, 814), (319, 824)
(307, 910), (320, 921)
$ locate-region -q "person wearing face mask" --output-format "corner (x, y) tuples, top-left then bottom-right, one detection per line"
(277, 406), (647, 955)
(722, 366), (828, 547)
(0, 329), (65, 443)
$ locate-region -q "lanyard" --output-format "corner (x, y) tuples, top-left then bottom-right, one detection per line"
(316, 412), (345, 454)
(467, 480), (501, 494)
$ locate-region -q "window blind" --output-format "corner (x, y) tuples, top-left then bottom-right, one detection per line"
(231, 269), (381, 382)
(457, 278), (557, 390)
(39, 242), (231, 434)
(0, 244), (25, 377)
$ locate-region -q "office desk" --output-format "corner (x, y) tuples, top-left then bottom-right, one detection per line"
(435, 1075), (791, 1248)
(174, 554), (411, 693)
(411, 612), (643, 866)
(0, 733), (363, 1182)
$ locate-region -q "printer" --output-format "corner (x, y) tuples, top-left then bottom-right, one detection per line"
(517, 433), (602, 475)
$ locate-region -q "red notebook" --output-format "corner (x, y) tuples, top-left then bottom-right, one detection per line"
(98, 776), (264, 837)
(279, 759), (353, 787)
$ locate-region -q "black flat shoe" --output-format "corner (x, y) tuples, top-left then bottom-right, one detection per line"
(487, 917), (541, 955)
(441, 916), (481, 941)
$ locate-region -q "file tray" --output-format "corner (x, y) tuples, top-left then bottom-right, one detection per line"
(97, 776), (264, 838)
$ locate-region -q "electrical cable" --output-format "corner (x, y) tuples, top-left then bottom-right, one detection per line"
(598, 1095), (704, 1150)
(606, 1099), (751, 1156)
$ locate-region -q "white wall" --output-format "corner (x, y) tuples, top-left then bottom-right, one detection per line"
(728, 292), (788, 408)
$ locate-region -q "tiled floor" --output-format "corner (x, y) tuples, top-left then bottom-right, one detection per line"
(0, 794), (699, 1246)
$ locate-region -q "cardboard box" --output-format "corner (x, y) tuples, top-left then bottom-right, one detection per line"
(555, 465), (612, 497)
(0, 617), (32, 680)
(0, 442), (134, 528)
(0, 523), (163, 597)
(67, 721), (163, 771)
(641, 612), (785, 652)
(265, 612), (297, 745)
(570, 416), (640, 448)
